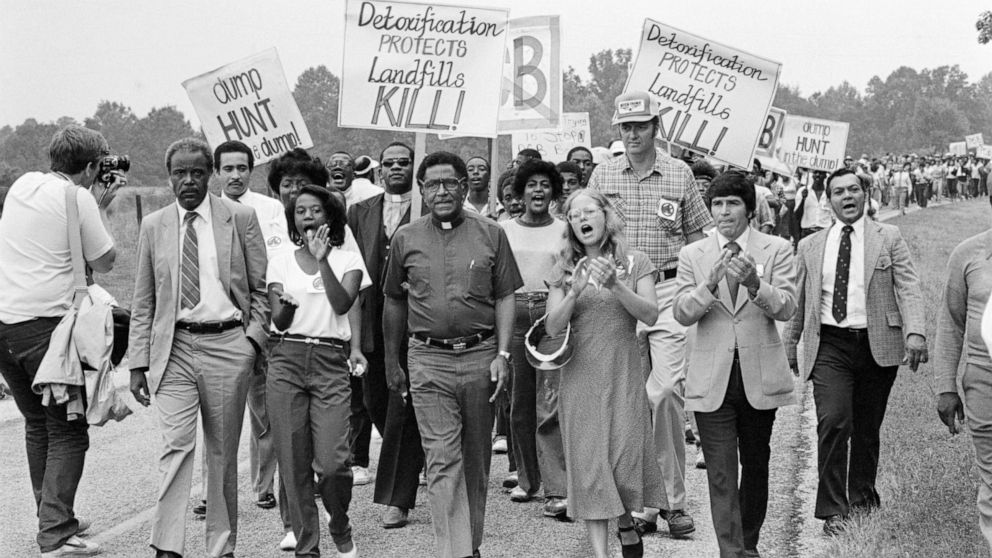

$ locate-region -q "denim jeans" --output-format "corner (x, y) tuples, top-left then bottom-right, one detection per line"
(0, 316), (89, 552)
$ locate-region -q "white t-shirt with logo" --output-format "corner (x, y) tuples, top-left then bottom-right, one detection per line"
(224, 190), (293, 259)
(267, 247), (371, 340)
(0, 172), (113, 323)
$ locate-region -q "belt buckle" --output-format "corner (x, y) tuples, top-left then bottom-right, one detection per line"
(452, 341), (467, 351)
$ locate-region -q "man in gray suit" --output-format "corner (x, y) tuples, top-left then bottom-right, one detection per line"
(129, 137), (268, 558)
(785, 167), (927, 536)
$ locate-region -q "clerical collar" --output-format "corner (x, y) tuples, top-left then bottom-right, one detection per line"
(431, 212), (465, 229)
(385, 192), (411, 203)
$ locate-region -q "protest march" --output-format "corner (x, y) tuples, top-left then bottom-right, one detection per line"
(1, 2), (991, 558)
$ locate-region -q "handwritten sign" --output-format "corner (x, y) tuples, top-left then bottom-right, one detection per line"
(339, 0), (509, 138)
(498, 15), (561, 131)
(182, 48), (313, 165)
(966, 133), (985, 149)
(978, 145), (992, 159)
(625, 19), (781, 169)
(754, 106), (786, 158)
(778, 115), (850, 172)
(510, 112), (590, 162)
(949, 141), (967, 156)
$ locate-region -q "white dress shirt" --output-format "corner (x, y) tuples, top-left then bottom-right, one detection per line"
(820, 216), (867, 329)
(222, 190), (292, 259)
(383, 192), (411, 238)
(176, 196), (241, 323)
(798, 186), (834, 229)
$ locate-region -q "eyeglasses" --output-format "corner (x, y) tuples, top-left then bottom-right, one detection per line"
(566, 207), (603, 223)
(382, 158), (411, 168)
(422, 178), (464, 194)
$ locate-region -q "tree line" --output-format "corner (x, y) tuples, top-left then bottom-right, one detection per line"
(2, 50), (990, 190)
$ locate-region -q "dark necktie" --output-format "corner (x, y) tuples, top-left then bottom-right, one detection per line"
(181, 212), (201, 310)
(725, 241), (741, 305)
(832, 225), (854, 322)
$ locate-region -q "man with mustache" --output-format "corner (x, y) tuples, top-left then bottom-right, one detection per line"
(130, 137), (268, 558)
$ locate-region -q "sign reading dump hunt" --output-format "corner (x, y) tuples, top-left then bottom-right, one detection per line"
(183, 48), (313, 165)
(339, 0), (509, 138)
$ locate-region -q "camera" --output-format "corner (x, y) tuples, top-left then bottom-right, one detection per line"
(97, 155), (130, 185)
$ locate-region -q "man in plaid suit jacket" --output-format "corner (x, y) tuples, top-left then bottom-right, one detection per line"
(784, 168), (927, 536)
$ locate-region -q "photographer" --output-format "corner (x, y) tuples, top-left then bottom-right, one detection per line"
(0, 125), (123, 557)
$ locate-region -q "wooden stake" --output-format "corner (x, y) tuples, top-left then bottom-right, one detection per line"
(412, 133), (427, 219)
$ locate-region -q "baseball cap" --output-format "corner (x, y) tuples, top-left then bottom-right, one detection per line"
(612, 90), (656, 125)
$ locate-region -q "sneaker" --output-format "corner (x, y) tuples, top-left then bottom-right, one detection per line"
(695, 443), (706, 469)
(40, 535), (101, 557)
(509, 486), (536, 502)
(75, 517), (91, 536)
(279, 531), (297, 551)
(492, 436), (507, 454)
(257, 493), (277, 509)
(659, 509), (695, 538)
(502, 471), (518, 489)
(352, 466), (373, 486)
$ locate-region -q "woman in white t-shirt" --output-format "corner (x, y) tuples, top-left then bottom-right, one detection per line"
(266, 185), (371, 558)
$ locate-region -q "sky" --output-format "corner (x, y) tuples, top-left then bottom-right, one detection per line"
(1, 0), (989, 129)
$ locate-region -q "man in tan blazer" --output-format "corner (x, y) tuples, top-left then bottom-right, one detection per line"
(674, 170), (797, 558)
(129, 137), (268, 558)
(784, 168), (927, 537)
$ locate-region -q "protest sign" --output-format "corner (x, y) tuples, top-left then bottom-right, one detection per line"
(778, 115), (850, 172)
(950, 141), (967, 156)
(498, 15), (561, 131)
(339, 0), (509, 138)
(625, 19), (781, 169)
(979, 145), (992, 159)
(183, 48), (313, 165)
(754, 106), (786, 158)
(966, 133), (985, 149)
(510, 112), (590, 162)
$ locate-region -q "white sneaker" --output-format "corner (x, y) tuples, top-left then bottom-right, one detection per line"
(336, 541), (358, 558)
(279, 531), (297, 551)
(40, 536), (101, 557)
(419, 470), (428, 486)
(492, 436), (508, 453)
(352, 466), (373, 486)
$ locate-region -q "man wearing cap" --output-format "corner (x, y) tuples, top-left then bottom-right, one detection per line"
(383, 151), (522, 558)
(588, 90), (713, 538)
(329, 151), (384, 208)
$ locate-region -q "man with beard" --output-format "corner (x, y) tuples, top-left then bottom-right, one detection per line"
(347, 142), (426, 529)
(328, 151), (383, 207)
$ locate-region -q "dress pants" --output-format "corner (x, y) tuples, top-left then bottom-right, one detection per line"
(267, 338), (354, 556)
(247, 352), (277, 498)
(362, 336), (424, 510)
(959, 363), (992, 554)
(0, 317), (88, 553)
(637, 278), (687, 511)
(696, 357), (777, 557)
(408, 337), (495, 558)
(150, 328), (254, 558)
(810, 326), (897, 519)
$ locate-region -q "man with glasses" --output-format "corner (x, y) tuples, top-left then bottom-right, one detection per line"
(347, 142), (426, 530)
(588, 90), (713, 539)
(383, 151), (522, 558)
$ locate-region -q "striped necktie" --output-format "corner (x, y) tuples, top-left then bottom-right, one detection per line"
(181, 211), (201, 310)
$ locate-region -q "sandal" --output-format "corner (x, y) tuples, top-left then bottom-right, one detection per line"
(617, 525), (643, 558)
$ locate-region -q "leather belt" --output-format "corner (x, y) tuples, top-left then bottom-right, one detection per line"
(411, 330), (494, 351)
(821, 324), (868, 337)
(274, 334), (349, 351)
(515, 292), (549, 302)
(175, 319), (242, 334)
(660, 268), (677, 281)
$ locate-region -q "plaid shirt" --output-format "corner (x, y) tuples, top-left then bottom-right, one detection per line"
(588, 148), (712, 272)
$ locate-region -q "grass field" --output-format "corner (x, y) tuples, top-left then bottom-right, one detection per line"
(820, 199), (992, 558)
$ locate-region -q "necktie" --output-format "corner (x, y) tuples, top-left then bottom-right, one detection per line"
(181, 212), (201, 310)
(832, 225), (854, 322)
(725, 241), (741, 305)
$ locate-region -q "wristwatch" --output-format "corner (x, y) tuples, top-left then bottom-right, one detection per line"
(498, 350), (512, 361)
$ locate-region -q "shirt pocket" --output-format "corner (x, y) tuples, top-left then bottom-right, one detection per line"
(467, 261), (493, 300)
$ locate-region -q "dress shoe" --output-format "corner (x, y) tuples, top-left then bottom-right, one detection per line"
(76, 517), (91, 535)
(257, 493), (277, 509)
(382, 506), (409, 529)
(543, 497), (568, 519)
(743, 548), (761, 558)
(41, 536), (101, 557)
(352, 465), (373, 486)
(335, 540), (357, 558)
(192, 500), (206, 517)
(279, 531), (297, 551)
(823, 514), (846, 536)
(502, 471), (518, 489)
(154, 550), (182, 558)
(631, 516), (657, 536)
(492, 435), (508, 453)
(659, 509), (695, 538)
(509, 486), (537, 502)
(617, 525), (643, 558)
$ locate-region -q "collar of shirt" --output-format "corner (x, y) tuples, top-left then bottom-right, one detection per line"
(828, 215), (865, 240)
(385, 192), (411, 203)
(618, 147), (669, 176)
(177, 195), (212, 226)
(714, 225), (751, 251)
(221, 190), (252, 204)
(430, 211), (465, 230)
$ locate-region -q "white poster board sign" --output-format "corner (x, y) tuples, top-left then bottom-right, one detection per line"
(950, 141), (967, 156)
(338, 0), (509, 138)
(978, 145), (992, 159)
(625, 19), (781, 169)
(778, 115), (850, 172)
(966, 133), (985, 149)
(182, 48), (313, 165)
(510, 112), (590, 162)
(754, 106), (787, 158)
(498, 15), (562, 131)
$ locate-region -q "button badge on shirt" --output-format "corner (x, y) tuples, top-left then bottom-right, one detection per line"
(308, 276), (325, 293)
(657, 198), (679, 222)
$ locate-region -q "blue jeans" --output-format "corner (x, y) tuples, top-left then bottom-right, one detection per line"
(0, 316), (89, 552)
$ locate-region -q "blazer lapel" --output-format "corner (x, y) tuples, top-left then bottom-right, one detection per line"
(162, 206), (180, 301)
(698, 235), (734, 311)
(864, 220), (883, 287)
(211, 195), (233, 294)
(810, 228), (828, 310)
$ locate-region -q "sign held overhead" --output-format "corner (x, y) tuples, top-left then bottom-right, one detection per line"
(778, 115), (850, 172)
(498, 15), (562, 131)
